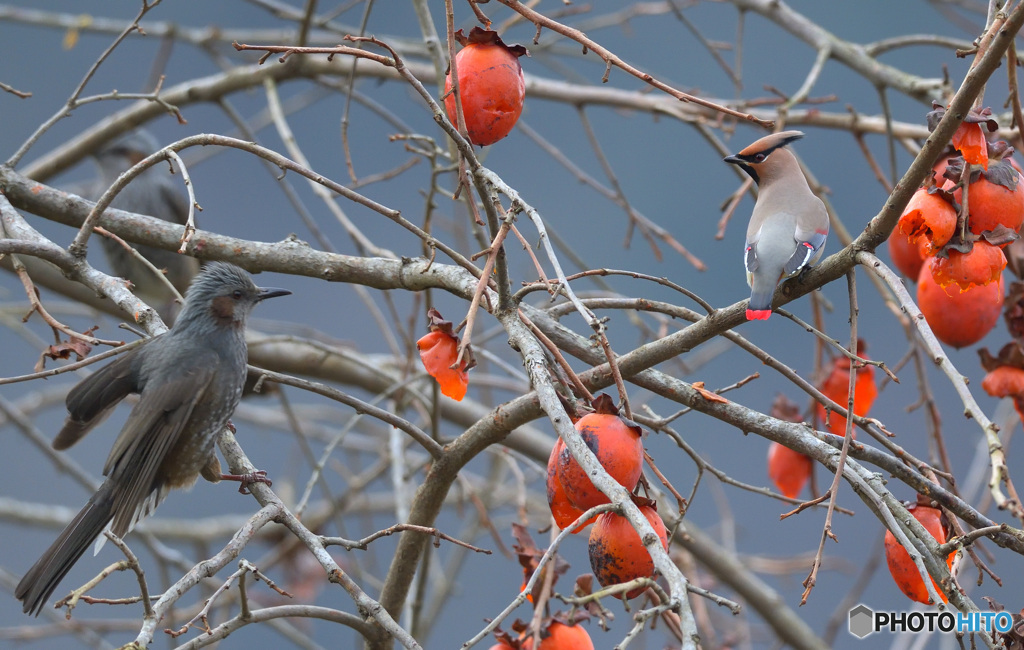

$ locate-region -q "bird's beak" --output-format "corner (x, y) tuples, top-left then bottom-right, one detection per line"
(256, 287), (291, 302)
(723, 154), (742, 165)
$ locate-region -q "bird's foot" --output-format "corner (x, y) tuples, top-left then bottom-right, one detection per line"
(220, 470), (273, 494)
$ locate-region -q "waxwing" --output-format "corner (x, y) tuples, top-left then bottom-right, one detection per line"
(724, 131), (828, 320)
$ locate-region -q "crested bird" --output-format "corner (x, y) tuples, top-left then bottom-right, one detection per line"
(80, 129), (200, 320)
(15, 262), (290, 616)
(724, 131), (829, 320)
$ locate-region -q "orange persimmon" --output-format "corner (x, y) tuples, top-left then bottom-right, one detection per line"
(928, 241), (1006, 292)
(884, 501), (954, 605)
(888, 228), (926, 280)
(814, 344), (879, 438)
(588, 505), (669, 599)
(444, 28), (527, 146)
(982, 365), (1024, 398)
(555, 395), (643, 511)
(546, 439), (596, 533)
(897, 188), (957, 255)
(917, 259), (1003, 348)
(521, 622), (595, 650)
(952, 121), (989, 169)
(767, 442), (813, 499)
(416, 308), (472, 401)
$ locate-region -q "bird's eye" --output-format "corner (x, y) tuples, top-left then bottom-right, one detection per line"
(232, 289), (243, 299)
(754, 153), (766, 162)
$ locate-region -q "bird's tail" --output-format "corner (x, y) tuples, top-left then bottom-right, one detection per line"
(15, 481), (116, 616)
(747, 278), (777, 321)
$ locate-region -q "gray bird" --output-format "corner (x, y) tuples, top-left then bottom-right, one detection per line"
(81, 129), (200, 318)
(15, 262), (289, 616)
(724, 131), (829, 320)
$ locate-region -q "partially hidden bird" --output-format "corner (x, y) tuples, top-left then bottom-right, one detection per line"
(79, 129), (200, 320)
(723, 131), (829, 321)
(15, 262), (290, 616)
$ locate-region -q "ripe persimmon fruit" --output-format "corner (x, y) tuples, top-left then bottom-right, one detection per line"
(588, 504), (669, 599)
(767, 442), (812, 499)
(814, 345), (878, 438)
(555, 395), (643, 511)
(888, 228), (926, 280)
(546, 439), (595, 533)
(917, 258), (1003, 348)
(982, 365), (1024, 398)
(897, 188), (957, 255)
(946, 161), (1024, 239)
(928, 241), (1006, 291)
(521, 622), (595, 650)
(444, 28), (527, 146)
(883, 501), (954, 605)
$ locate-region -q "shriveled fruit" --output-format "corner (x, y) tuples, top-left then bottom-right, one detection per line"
(897, 188), (957, 255)
(556, 394), (643, 511)
(444, 28), (527, 146)
(952, 121), (989, 169)
(588, 505), (669, 599)
(928, 241), (1006, 291)
(917, 258), (1003, 348)
(546, 440), (595, 533)
(883, 502), (954, 605)
(416, 308), (472, 401)
(888, 228), (926, 279)
(767, 442), (812, 499)
(814, 343), (878, 438)
(521, 622), (595, 650)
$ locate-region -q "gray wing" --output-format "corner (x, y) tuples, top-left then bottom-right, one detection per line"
(103, 360), (215, 536)
(54, 347), (144, 450)
(782, 230), (827, 277)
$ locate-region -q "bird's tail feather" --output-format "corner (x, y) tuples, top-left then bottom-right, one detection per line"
(747, 283), (776, 320)
(15, 481), (116, 616)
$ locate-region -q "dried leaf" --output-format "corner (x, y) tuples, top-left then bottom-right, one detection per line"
(35, 330), (97, 372)
(453, 26), (529, 58)
(511, 523), (569, 604)
(770, 394), (804, 423)
(692, 381), (728, 404)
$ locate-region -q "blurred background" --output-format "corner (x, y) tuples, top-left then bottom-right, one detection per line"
(0, 1), (1020, 648)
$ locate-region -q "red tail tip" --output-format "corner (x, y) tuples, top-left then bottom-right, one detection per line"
(746, 309), (772, 321)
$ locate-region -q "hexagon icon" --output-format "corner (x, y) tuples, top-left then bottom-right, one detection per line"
(849, 604), (874, 639)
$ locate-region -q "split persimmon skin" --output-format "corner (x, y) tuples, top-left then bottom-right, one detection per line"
(897, 188), (957, 255)
(917, 260), (1004, 349)
(928, 241), (1006, 292)
(416, 329), (469, 400)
